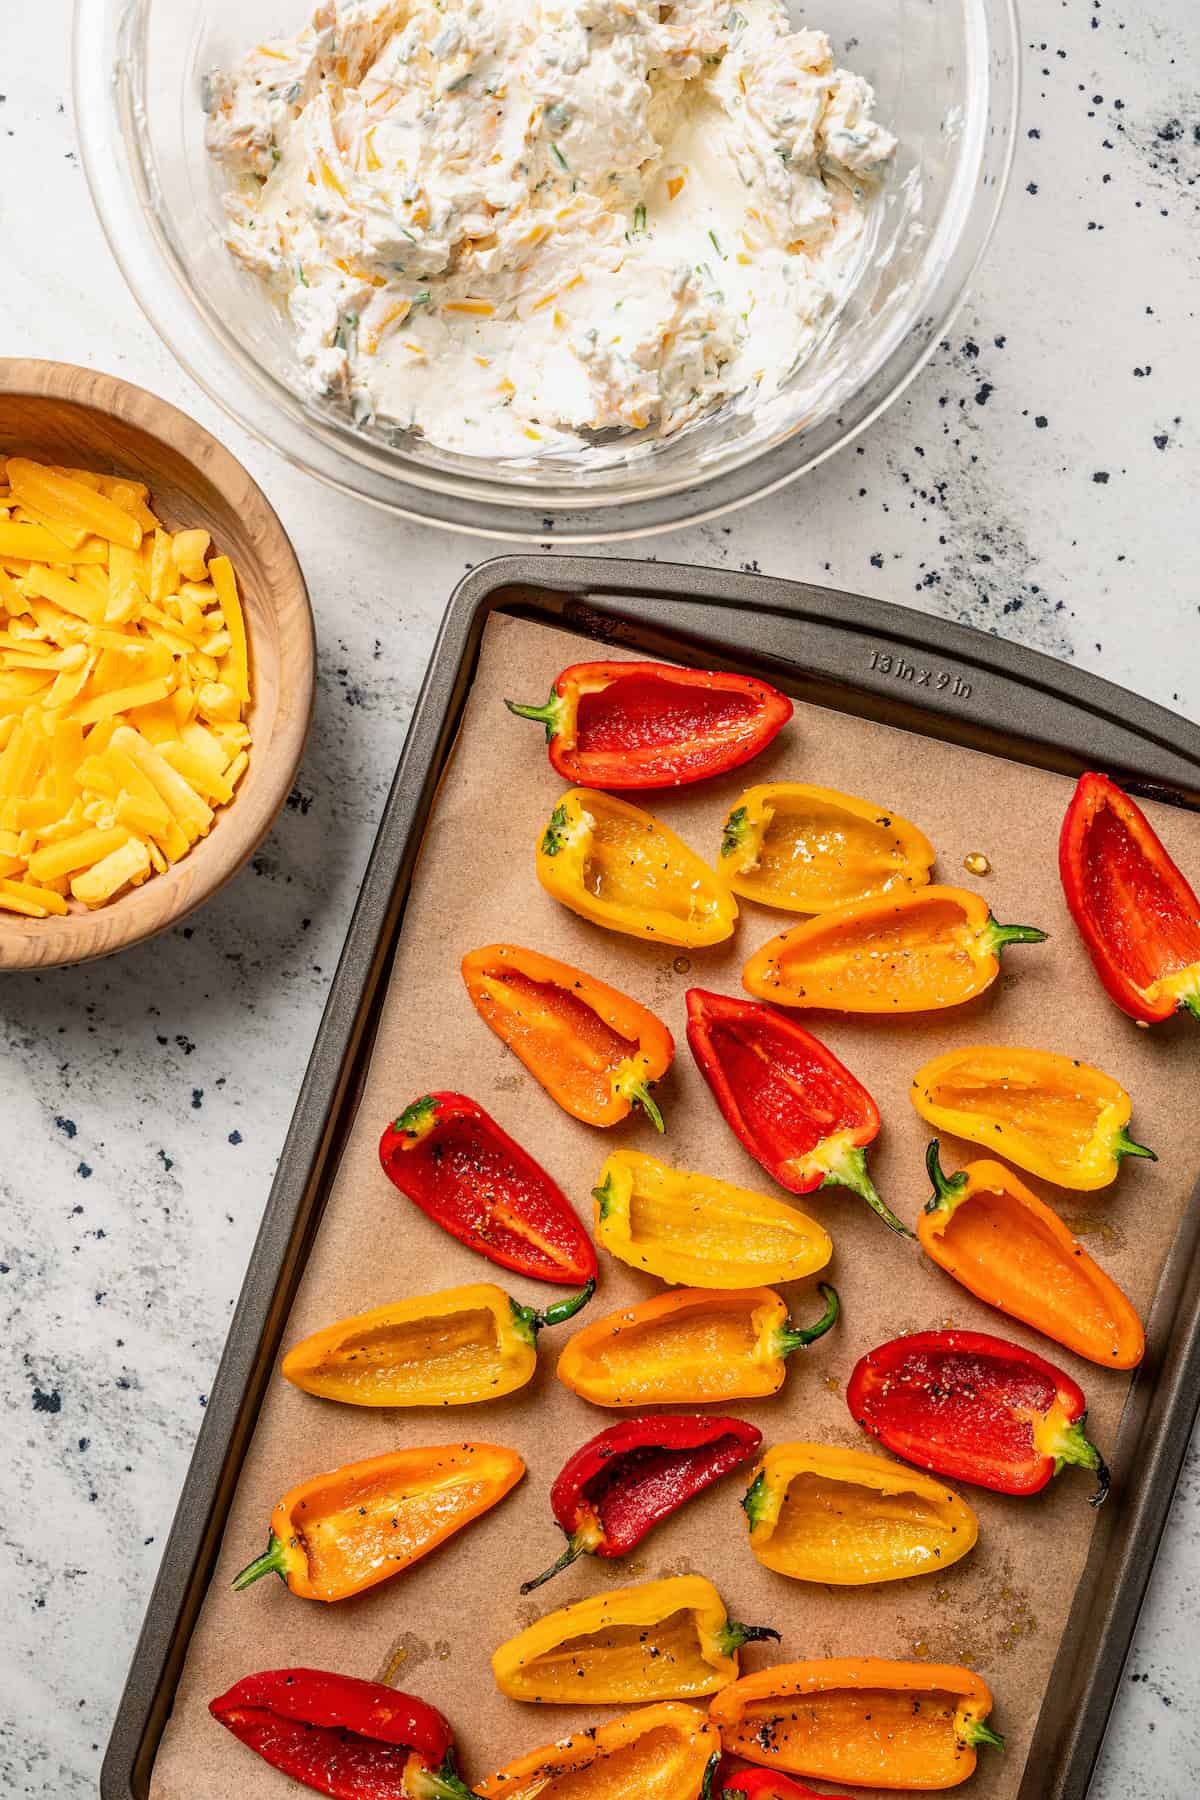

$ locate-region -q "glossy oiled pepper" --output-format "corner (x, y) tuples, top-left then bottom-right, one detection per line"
(593, 1148), (831, 1290)
(909, 1044), (1155, 1191)
(742, 1442), (977, 1585)
(742, 885), (1046, 1013)
(848, 1329), (1110, 1503)
(475, 1703), (721, 1800)
(379, 1094), (597, 1286)
(720, 783), (934, 914)
(537, 789), (737, 948)
(709, 1659), (1003, 1792)
(506, 660), (792, 790)
(921, 1141), (1145, 1368)
(557, 1283), (839, 1408)
(521, 1413), (762, 1593)
(492, 1574), (779, 1705)
(1060, 770), (1200, 1023)
(231, 1443), (525, 1602)
(281, 1281), (594, 1408)
(209, 1668), (478, 1800)
(461, 944), (674, 1131)
(686, 988), (910, 1237)
(721, 1772), (838, 1799)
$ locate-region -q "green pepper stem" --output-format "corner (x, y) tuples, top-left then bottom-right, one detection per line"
(504, 690), (564, 743)
(231, 1533), (288, 1592)
(964, 1720), (1006, 1752)
(984, 916), (1048, 953)
(701, 1752), (722, 1800)
(720, 806), (749, 858)
(741, 1470), (770, 1530)
(821, 1145), (913, 1238)
(409, 1751), (485, 1800)
(519, 1536), (589, 1595)
(1113, 1126), (1157, 1164)
(1184, 993), (1200, 1021)
(626, 1080), (665, 1133)
(924, 1139), (970, 1216)
(1054, 1415), (1111, 1507)
(717, 1619), (782, 1655)
(777, 1282), (840, 1357)
(511, 1280), (596, 1345)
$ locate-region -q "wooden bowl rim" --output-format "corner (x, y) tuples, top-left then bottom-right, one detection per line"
(0, 358), (316, 971)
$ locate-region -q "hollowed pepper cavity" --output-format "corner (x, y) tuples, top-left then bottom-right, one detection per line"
(492, 1574), (779, 1704)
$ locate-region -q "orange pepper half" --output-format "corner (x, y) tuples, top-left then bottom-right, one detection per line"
(742, 885), (1046, 1013)
(231, 1443), (525, 1602)
(920, 1141), (1145, 1367)
(475, 1702), (721, 1800)
(461, 943), (674, 1130)
(709, 1658), (1003, 1791)
(557, 1284), (839, 1407)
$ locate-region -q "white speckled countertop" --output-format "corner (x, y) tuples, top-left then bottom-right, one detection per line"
(2, 1), (1198, 1795)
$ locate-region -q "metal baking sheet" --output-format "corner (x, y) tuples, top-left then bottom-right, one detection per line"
(102, 556), (1200, 1800)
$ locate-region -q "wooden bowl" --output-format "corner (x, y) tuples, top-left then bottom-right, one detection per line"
(0, 360), (315, 970)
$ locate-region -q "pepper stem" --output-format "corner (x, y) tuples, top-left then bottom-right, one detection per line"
(1184, 993), (1200, 1021)
(965, 1720), (1006, 1752)
(984, 916), (1048, 953)
(504, 690), (565, 743)
(777, 1282), (840, 1357)
(700, 1752), (722, 1800)
(231, 1533), (288, 1592)
(519, 1536), (588, 1595)
(510, 1280), (596, 1345)
(924, 1139), (970, 1216)
(1113, 1126), (1157, 1164)
(626, 1080), (665, 1133)
(821, 1144), (913, 1238)
(717, 1619), (782, 1655)
(1055, 1415), (1111, 1507)
(409, 1751), (485, 1800)
(741, 1470), (774, 1532)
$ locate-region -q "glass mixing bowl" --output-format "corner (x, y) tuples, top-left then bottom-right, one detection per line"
(74, 0), (1018, 541)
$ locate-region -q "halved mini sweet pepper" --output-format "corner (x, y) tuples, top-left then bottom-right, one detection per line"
(492, 1574), (779, 1705)
(232, 1443), (526, 1602)
(557, 1283), (839, 1408)
(379, 1093), (597, 1286)
(506, 660), (792, 789)
(461, 944), (674, 1131)
(475, 1702), (721, 1799)
(742, 885), (1046, 1013)
(909, 1044), (1155, 1190)
(920, 1141), (1145, 1367)
(708, 1659), (1003, 1791)
(720, 783), (934, 914)
(521, 1413), (762, 1593)
(1060, 770), (1200, 1022)
(686, 988), (910, 1236)
(742, 1441), (977, 1585)
(209, 1668), (479, 1800)
(537, 789), (737, 948)
(721, 1772), (838, 1799)
(593, 1148), (831, 1289)
(281, 1280), (594, 1408)
(848, 1329), (1110, 1503)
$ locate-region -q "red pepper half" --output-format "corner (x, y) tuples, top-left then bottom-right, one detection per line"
(685, 988), (910, 1238)
(1060, 770), (1200, 1023)
(505, 660), (792, 789)
(721, 1772), (838, 1799)
(520, 1413), (763, 1593)
(379, 1093), (597, 1287)
(847, 1330), (1110, 1505)
(209, 1668), (479, 1800)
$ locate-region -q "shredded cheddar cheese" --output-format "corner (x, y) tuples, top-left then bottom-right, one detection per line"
(0, 458), (253, 917)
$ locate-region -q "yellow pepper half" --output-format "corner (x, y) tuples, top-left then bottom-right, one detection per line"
(491, 1575), (779, 1705)
(593, 1149), (831, 1289)
(743, 1442), (978, 1585)
(910, 1045), (1156, 1191)
(536, 788), (737, 948)
(720, 782), (934, 913)
(475, 1703), (721, 1800)
(557, 1284), (839, 1407)
(280, 1281), (594, 1408)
